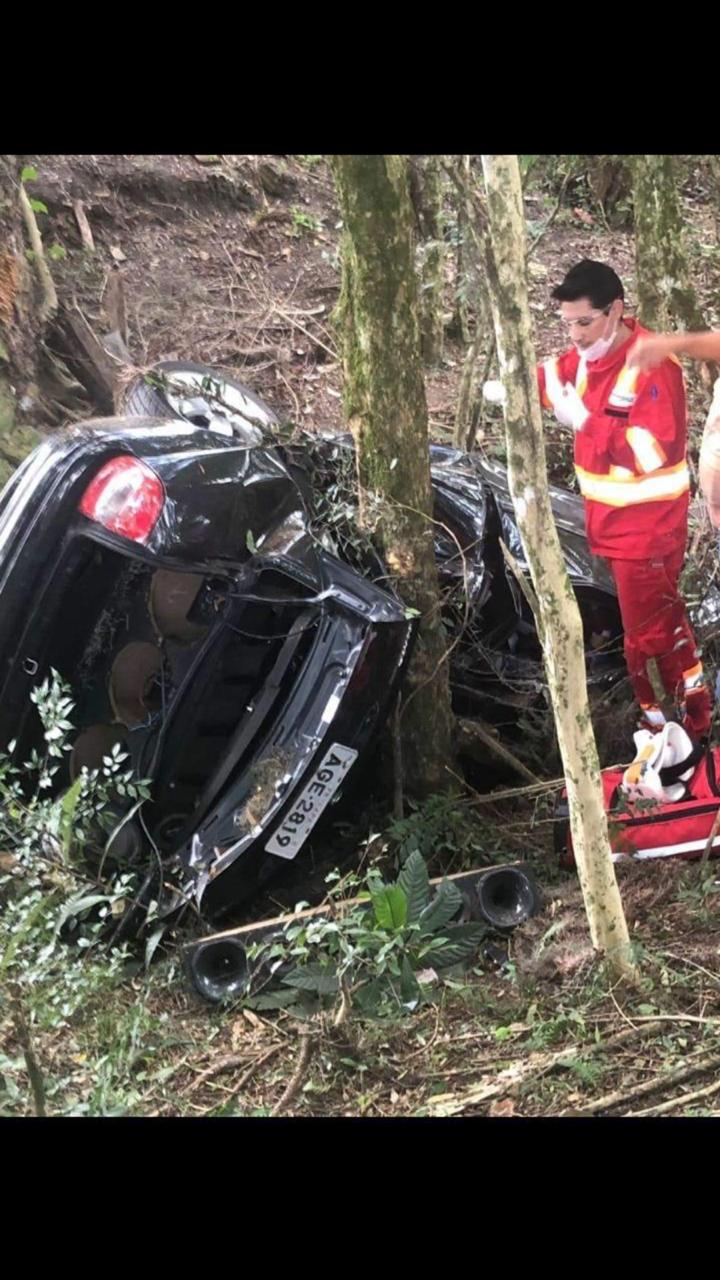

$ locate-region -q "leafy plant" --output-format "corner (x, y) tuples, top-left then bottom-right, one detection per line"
(245, 850), (486, 1019)
(386, 793), (492, 874)
(291, 206), (321, 237)
(0, 671), (152, 1036)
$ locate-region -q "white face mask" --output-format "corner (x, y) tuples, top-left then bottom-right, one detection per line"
(582, 313), (618, 362)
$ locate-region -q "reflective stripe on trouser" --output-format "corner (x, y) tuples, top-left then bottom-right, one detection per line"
(608, 552), (712, 734)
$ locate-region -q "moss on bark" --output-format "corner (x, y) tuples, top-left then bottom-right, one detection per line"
(331, 155), (454, 793)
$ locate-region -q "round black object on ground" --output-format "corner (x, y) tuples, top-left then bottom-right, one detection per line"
(475, 867), (538, 931)
(186, 937), (249, 1003)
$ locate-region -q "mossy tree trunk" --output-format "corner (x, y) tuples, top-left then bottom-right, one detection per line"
(0, 155), (43, 487)
(409, 154), (444, 366)
(631, 155), (710, 334)
(481, 153), (637, 983)
(331, 154), (454, 793)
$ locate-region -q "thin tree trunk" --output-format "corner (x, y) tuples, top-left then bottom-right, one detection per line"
(454, 328), (483, 449)
(409, 155), (444, 366)
(452, 155), (477, 345)
(331, 155), (454, 793)
(447, 156), (492, 450)
(583, 155), (632, 229)
(481, 154), (637, 983)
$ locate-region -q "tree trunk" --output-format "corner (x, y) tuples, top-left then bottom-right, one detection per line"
(331, 154), (454, 793)
(481, 154), (637, 983)
(0, 155), (44, 487)
(451, 155), (479, 346)
(583, 155), (633, 229)
(409, 155), (444, 366)
(631, 156), (712, 336)
(445, 156), (493, 451)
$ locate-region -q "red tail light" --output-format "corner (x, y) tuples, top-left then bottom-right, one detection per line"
(78, 456), (165, 544)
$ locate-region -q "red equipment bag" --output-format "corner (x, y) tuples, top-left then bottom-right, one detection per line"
(555, 743), (720, 867)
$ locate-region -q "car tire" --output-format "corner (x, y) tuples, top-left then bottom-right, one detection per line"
(121, 360), (279, 443)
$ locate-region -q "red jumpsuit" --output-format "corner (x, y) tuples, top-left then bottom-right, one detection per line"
(538, 318), (711, 736)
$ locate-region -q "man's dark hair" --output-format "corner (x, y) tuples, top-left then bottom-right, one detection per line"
(551, 259), (624, 310)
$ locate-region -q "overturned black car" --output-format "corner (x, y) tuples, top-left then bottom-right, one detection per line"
(0, 363), (624, 923)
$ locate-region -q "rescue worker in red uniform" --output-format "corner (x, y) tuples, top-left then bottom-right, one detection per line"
(538, 260), (712, 738)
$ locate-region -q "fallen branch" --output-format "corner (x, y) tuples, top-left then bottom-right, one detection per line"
(188, 1053), (248, 1093)
(270, 1032), (313, 1116)
(272, 305), (337, 360)
(73, 200), (95, 252)
(49, 304), (130, 413)
(19, 183), (58, 322)
(574, 1049), (720, 1116)
(457, 717), (540, 785)
(426, 1020), (669, 1115)
(461, 773), (567, 805)
(197, 1045), (282, 1115)
(629, 1076), (720, 1117)
(236, 245), (264, 262)
(188, 1046), (279, 1094)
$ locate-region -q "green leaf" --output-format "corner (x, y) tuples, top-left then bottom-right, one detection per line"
(245, 989), (301, 1012)
(419, 879), (464, 934)
(29, 199), (48, 215)
(54, 892), (109, 935)
(144, 925), (166, 969)
(58, 775), (83, 859)
(397, 850), (430, 924)
(422, 923), (486, 970)
(281, 962), (339, 995)
(370, 883), (407, 931)
(400, 956), (421, 1010)
(20, 166), (38, 183)
(353, 976), (392, 1015)
(0, 893), (50, 978)
(246, 530), (257, 554)
(48, 244), (67, 262)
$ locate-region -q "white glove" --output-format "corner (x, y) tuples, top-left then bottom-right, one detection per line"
(553, 382), (589, 432)
(482, 379), (506, 405)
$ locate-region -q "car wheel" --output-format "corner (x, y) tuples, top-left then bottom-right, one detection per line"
(121, 360), (279, 445)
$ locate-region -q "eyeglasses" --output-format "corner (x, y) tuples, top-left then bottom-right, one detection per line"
(558, 306), (612, 332)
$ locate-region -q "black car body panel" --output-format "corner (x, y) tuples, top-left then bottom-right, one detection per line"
(0, 402), (624, 921)
(289, 435), (625, 720)
(0, 418), (414, 920)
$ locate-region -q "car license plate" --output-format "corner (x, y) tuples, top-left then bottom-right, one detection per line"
(266, 743), (358, 859)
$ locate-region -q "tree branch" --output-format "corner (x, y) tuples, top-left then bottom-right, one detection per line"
(19, 183), (58, 322)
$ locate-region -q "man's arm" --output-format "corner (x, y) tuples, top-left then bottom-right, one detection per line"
(629, 331), (720, 372)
